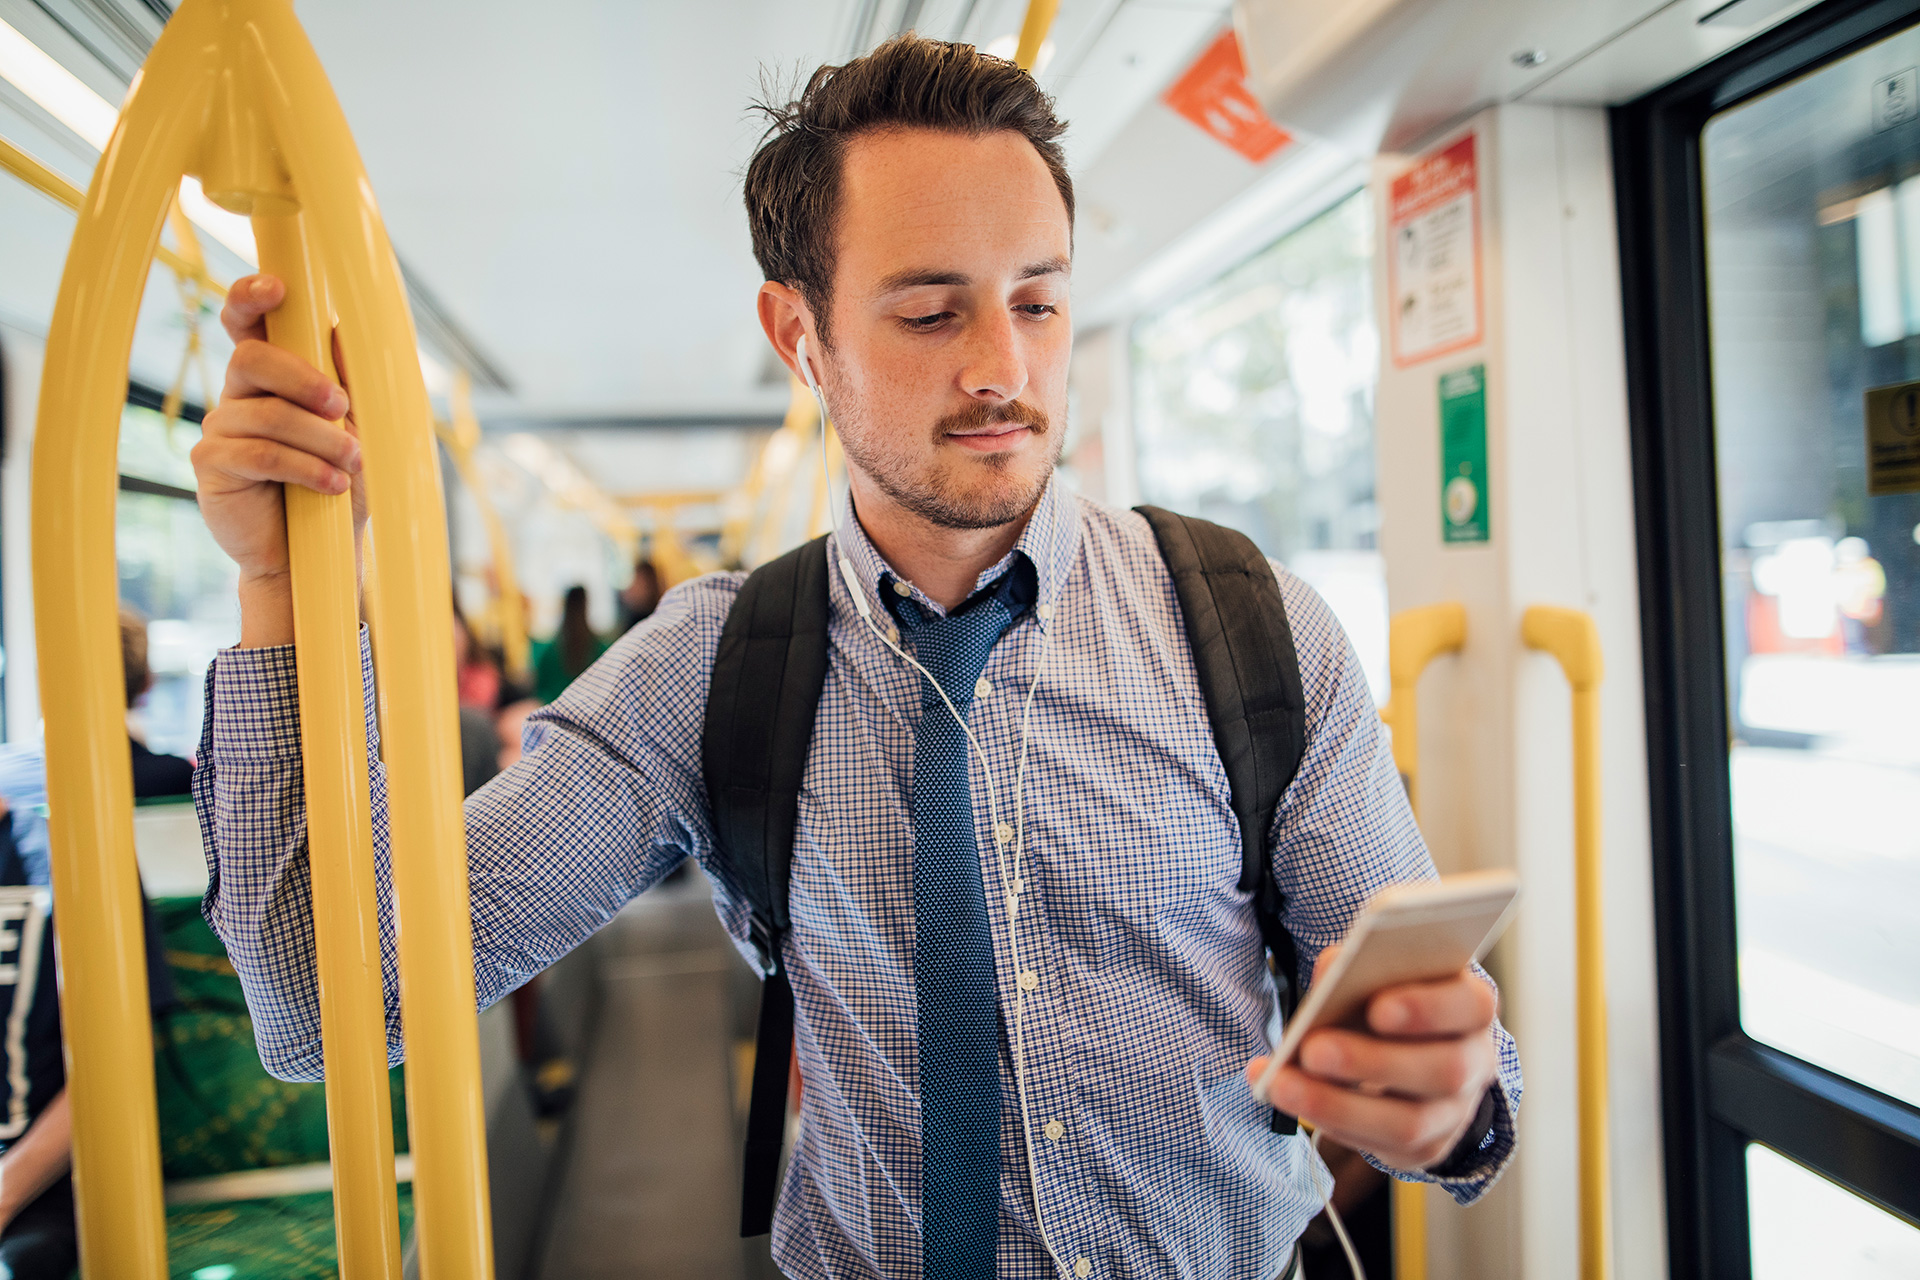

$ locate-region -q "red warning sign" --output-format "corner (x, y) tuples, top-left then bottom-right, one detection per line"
(1162, 30), (1292, 165)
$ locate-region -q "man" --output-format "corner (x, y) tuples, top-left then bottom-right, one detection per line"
(190, 36), (1520, 1279)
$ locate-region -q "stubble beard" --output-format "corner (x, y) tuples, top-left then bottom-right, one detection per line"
(836, 397), (1062, 532)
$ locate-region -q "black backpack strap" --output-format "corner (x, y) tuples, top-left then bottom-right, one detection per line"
(701, 534), (833, 1236)
(1136, 506), (1308, 1134)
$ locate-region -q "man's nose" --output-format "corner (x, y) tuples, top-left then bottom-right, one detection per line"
(958, 307), (1028, 403)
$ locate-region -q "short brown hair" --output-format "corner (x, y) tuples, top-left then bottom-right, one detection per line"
(119, 605), (150, 708)
(744, 35), (1073, 344)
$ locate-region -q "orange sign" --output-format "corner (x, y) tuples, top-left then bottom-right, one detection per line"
(1387, 133), (1484, 366)
(1163, 30), (1292, 165)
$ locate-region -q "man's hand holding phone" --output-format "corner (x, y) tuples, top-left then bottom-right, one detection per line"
(1244, 948), (1500, 1171)
(1243, 871), (1516, 1172)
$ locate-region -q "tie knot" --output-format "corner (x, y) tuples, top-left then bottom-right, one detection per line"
(910, 601), (1013, 708)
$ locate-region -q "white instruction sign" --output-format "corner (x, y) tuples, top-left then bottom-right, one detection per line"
(1389, 134), (1483, 367)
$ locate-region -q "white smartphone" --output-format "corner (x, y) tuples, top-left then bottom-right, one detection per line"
(1252, 869), (1520, 1103)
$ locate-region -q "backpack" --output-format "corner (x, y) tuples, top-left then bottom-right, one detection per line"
(701, 506), (1308, 1237)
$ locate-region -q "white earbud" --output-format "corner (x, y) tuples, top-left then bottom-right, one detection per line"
(795, 333), (874, 621)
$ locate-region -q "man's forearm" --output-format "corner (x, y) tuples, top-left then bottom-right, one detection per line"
(0, 1088), (71, 1227)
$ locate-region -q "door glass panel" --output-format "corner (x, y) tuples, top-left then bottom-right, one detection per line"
(1748, 1144), (1920, 1278)
(1704, 25), (1920, 1107)
(1131, 190), (1387, 702)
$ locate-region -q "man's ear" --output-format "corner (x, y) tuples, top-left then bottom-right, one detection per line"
(757, 282), (820, 383)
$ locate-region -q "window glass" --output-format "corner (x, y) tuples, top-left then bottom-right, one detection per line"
(1132, 190), (1386, 701)
(119, 403), (201, 491)
(1704, 26), (1920, 1107)
(1747, 1144), (1920, 1278)
(116, 488), (237, 762)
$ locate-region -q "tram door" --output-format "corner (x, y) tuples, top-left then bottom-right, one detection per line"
(1621, 3), (1920, 1277)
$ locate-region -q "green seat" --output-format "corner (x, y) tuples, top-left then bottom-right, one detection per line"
(150, 898), (412, 1274)
(165, 1187), (415, 1280)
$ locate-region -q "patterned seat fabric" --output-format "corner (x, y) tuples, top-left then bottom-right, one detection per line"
(152, 897), (413, 1276)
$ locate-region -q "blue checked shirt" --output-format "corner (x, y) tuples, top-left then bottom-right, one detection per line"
(195, 479), (1521, 1280)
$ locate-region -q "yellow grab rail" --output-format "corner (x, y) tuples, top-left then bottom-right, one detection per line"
(438, 371), (531, 681)
(30, 1), (490, 1276)
(1521, 605), (1609, 1280)
(1013, 0), (1060, 70)
(1375, 602), (1465, 1280)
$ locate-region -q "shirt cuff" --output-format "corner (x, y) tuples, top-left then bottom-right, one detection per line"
(210, 643), (303, 762)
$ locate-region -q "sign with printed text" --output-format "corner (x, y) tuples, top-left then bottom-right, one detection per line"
(1865, 379), (1920, 495)
(1439, 364), (1490, 544)
(1389, 134), (1483, 367)
(1162, 31), (1293, 165)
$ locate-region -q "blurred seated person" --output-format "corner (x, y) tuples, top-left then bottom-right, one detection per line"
(123, 606), (194, 799)
(530, 586), (606, 704)
(617, 557), (661, 634)
(0, 608), (181, 1275)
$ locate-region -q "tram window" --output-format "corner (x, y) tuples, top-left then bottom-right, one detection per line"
(1130, 189), (1387, 701)
(115, 403), (237, 760)
(1703, 23), (1920, 1111)
(1747, 1143), (1920, 1277)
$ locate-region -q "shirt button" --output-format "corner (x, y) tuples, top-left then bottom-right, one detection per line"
(1074, 1258), (1091, 1278)
(1044, 1119), (1064, 1141)
(1018, 970), (1039, 991)
(1038, 603), (1055, 621)
(892, 580), (912, 597)
(994, 822), (1014, 846)
(975, 677), (992, 700)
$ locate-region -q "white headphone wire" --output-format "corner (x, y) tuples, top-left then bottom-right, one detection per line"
(797, 334), (1071, 1259)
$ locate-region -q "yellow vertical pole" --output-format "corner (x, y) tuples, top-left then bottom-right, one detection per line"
(233, 3), (496, 1271)
(254, 210), (404, 1278)
(1522, 606), (1609, 1280)
(29, 13), (218, 1274)
(1376, 601), (1466, 1280)
(1013, 0), (1060, 70)
(33, 1), (492, 1272)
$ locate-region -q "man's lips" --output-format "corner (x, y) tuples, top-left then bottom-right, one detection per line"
(944, 422), (1037, 452)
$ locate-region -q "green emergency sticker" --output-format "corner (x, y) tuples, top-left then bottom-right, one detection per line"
(1439, 364), (1489, 544)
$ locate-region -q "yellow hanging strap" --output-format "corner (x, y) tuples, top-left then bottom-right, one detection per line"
(437, 371), (532, 681)
(30, 0), (492, 1275)
(1522, 606), (1610, 1280)
(161, 196), (220, 431)
(1376, 601), (1467, 1280)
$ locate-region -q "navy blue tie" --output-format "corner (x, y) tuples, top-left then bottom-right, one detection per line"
(901, 586), (1019, 1279)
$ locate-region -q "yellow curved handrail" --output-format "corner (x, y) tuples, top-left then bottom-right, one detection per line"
(1376, 601), (1465, 1280)
(1522, 605), (1609, 1280)
(30, 1), (489, 1276)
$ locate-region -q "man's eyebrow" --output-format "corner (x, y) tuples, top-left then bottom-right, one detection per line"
(873, 257), (1071, 294)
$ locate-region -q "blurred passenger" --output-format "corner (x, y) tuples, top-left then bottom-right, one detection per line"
(617, 558), (662, 634)
(122, 606), (194, 799)
(452, 596), (504, 711)
(494, 698), (540, 772)
(1836, 536), (1888, 654)
(0, 607), (181, 1275)
(531, 585), (606, 703)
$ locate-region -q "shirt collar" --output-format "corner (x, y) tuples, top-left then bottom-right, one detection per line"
(829, 473), (1079, 631)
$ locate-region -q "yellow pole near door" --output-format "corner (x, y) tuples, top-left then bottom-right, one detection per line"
(30, 0), (491, 1274)
(1521, 606), (1609, 1280)
(1376, 601), (1466, 1280)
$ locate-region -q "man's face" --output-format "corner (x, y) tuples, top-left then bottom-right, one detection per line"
(813, 127), (1072, 531)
